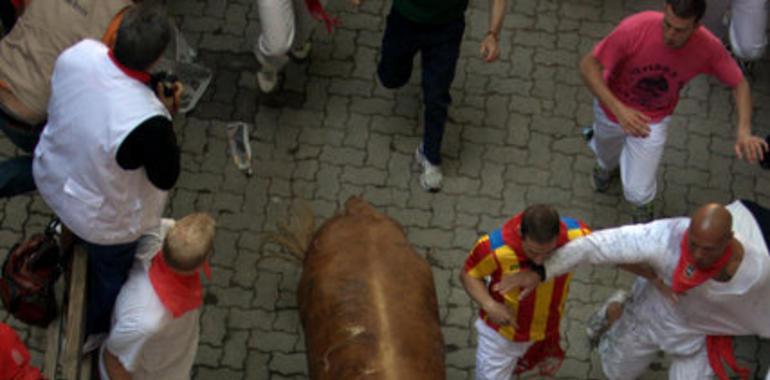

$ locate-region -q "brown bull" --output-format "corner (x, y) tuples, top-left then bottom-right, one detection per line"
(296, 197), (445, 380)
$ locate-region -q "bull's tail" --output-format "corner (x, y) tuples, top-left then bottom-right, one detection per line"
(264, 200), (316, 261)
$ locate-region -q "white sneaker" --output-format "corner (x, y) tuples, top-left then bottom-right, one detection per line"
(82, 333), (107, 354)
(586, 289), (628, 348)
(414, 146), (442, 192)
(257, 66), (279, 94)
(289, 41), (312, 62)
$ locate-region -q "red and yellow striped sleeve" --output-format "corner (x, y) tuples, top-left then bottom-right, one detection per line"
(567, 221), (591, 240)
(464, 236), (497, 279)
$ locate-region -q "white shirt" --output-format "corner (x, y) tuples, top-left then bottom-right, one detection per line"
(99, 220), (200, 380)
(33, 39), (169, 245)
(545, 201), (770, 342)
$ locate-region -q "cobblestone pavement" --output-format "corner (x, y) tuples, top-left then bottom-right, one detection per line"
(2, 0), (770, 378)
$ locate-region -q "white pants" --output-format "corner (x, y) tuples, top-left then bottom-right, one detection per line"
(599, 318), (712, 380)
(474, 319), (533, 380)
(254, 0), (316, 70)
(589, 100), (670, 206)
(729, 0), (768, 61)
(599, 279), (713, 380)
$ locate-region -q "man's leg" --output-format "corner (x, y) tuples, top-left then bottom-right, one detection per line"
(254, 0), (295, 93)
(418, 17), (464, 167)
(376, 7), (419, 90)
(588, 100), (626, 192)
(410, 16), (464, 192)
(0, 111), (40, 197)
(618, 117), (670, 223)
(740, 199), (770, 251)
(474, 319), (532, 380)
(598, 314), (660, 380)
(84, 240), (139, 335)
(288, 0), (316, 61)
(668, 343), (713, 380)
(729, 0), (768, 62)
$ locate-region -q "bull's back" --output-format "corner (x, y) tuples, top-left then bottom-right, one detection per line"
(298, 198), (445, 379)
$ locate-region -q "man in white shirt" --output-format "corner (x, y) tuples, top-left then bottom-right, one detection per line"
(99, 213), (215, 380)
(32, 2), (182, 337)
(494, 202), (770, 380)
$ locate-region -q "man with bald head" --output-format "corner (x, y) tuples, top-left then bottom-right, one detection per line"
(494, 202), (770, 380)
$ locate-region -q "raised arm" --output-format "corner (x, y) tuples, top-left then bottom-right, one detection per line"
(544, 224), (665, 279)
(493, 222), (676, 296)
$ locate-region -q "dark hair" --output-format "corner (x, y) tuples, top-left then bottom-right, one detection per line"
(520, 204), (560, 243)
(666, 0), (706, 22)
(113, 2), (171, 71)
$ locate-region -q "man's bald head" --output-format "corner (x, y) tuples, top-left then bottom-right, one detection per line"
(687, 203), (733, 269)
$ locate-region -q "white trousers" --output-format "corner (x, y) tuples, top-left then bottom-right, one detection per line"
(589, 100), (670, 206)
(254, 0), (316, 70)
(599, 279), (713, 380)
(729, 0), (768, 61)
(599, 318), (712, 380)
(474, 319), (533, 380)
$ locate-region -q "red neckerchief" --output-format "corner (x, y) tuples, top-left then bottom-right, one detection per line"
(0, 323), (44, 380)
(108, 50), (151, 84)
(671, 231), (733, 293)
(305, 0), (340, 33)
(148, 251), (211, 318)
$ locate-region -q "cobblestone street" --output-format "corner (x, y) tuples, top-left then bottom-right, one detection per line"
(2, 0), (770, 378)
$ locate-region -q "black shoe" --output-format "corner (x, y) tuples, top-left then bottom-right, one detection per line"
(582, 127), (594, 142)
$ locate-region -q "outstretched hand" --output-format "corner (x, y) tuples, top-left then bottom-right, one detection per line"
(492, 270), (541, 300)
(734, 131), (768, 164)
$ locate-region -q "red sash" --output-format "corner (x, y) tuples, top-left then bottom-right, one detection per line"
(305, 0), (340, 33)
(706, 336), (749, 380)
(514, 333), (564, 377)
(148, 251), (210, 318)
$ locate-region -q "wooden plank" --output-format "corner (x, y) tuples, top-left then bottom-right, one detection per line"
(43, 313), (61, 379)
(79, 353), (92, 380)
(61, 245), (88, 380)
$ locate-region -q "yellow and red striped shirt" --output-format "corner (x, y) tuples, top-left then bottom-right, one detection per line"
(464, 214), (590, 342)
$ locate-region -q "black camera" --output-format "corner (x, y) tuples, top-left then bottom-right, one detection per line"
(149, 71), (179, 97)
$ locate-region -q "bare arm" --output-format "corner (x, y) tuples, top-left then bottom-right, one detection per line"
(579, 52), (651, 137)
(480, 0), (508, 62)
(732, 78), (768, 163)
(618, 263), (679, 304)
(459, 271), (515, 328)
(104, 348), (133, 380)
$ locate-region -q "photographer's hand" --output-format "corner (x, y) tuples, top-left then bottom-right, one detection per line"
(156, 82), (184, 115)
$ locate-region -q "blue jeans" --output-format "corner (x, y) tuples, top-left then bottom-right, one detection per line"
(377, 7), (465, 165)
(83, 240), (139, 335)
(0, 108), (41, 197)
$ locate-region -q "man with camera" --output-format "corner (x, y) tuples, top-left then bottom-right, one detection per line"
(32, 1), (182, 341)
